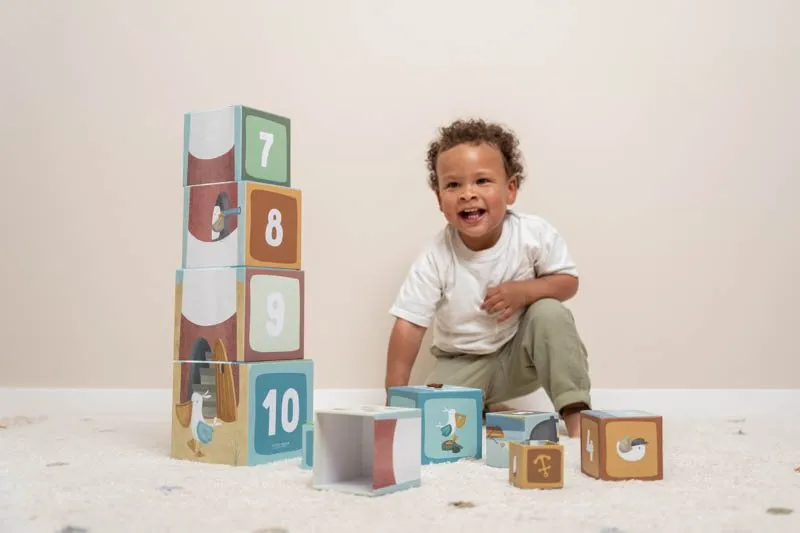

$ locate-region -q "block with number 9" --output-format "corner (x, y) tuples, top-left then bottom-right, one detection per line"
(174, 266), (304, 363)
(171, 357), (313, 466)
(182, 180), (301, 270)
(183, 104), (291, 187)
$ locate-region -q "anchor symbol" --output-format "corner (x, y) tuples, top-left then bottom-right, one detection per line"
(533, 454), (552, 478)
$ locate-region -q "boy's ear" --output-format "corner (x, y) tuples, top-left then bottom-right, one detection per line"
(435, 189), (443, 211)
(506, 175), (519, 204)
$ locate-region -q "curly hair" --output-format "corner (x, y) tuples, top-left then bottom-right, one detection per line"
(425, 118), (526, 191)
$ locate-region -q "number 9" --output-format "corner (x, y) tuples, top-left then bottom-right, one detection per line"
(266, 292), (285, 336)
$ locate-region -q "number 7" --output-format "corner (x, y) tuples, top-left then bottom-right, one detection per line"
(260, 131), (275, 168)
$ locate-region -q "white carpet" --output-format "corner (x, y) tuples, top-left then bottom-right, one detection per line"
(2, 410), (799, 533)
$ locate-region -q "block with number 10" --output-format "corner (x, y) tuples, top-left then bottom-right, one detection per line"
(171, 357), (313, 466)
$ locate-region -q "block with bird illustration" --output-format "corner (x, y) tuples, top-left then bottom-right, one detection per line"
(485, 410), (560, 468)
(174, 266), (304, 363)
(312, 405), (422, 496)
(387, 384), (482, 464)
(183, 104), (290, 187)
(170, 358), (313, 466)
(508, 439), (564, 489)
(181, 179), (301, 270)
(580, 409), (663, 481)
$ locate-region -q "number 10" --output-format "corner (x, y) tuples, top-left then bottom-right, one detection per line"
(262, 387), (299, 436)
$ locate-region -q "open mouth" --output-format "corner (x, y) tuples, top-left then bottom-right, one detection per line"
(458, 207), (486, 223)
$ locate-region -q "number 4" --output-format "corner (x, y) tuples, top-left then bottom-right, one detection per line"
(262, 387), (299, 436)
(260, 131), (275, 168)
(585, 428), (594, 462)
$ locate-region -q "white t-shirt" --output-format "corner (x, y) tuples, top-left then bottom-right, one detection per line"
(388, 210), (579, 355)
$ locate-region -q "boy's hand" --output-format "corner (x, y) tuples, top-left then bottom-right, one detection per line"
(481, 281), (529, 322)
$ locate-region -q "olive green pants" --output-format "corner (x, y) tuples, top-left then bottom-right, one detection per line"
(425, 298), (591, 415)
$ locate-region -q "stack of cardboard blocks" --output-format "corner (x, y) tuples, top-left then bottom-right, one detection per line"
(170, 104), (313, 467)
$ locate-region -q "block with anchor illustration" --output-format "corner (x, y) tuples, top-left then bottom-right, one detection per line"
(580, 410), (663, 481)
(485, 410), (560, 468)
(387, 384), (482, 464)
(509, 440), (564, 489)
(183, 105), (291, 187)
(181, 179), (301, 270)
(170, 357), (313, 466)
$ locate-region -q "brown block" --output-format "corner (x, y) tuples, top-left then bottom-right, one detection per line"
(508, 440), (564, 489)
(580, 409), (663, 481)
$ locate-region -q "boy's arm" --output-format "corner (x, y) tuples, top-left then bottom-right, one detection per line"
(384, 318), (427, 392)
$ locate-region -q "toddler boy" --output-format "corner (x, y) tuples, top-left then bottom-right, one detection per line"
(383, 118), (591, 437)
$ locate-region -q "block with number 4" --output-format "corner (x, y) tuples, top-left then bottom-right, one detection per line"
(174, 266), (304, 363)
(182, 180), (301, 270)
(580, 410), (663, 481)
(171, 358), (313, 466)
(183, 104), (291, 187)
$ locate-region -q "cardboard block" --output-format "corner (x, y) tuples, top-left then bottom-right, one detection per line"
(182, 180), (301, 270)
(485, 410), (559, 468)
(312, 406), (421, 496)
(170, 358), (312, 466)
(387, 384), (482, 464)
(300, 423), (314, 469)
(509, 439), (564, 489)
(580, 409), (663, 481)
(183, 105), (290, 187)
(174, 266), (304, 363)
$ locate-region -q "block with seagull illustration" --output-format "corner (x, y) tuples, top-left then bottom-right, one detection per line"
(312, 406), (421, 496)
(485, 410), (560, 468)
(170, 358), (313, 466)
(580, 410), (663, 481)
(387, 384), (482, 464)
(509, 439), (564, 489)
(183, 105), (290, 187)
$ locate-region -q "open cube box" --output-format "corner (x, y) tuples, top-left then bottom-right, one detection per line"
(312, 406), (421, 497)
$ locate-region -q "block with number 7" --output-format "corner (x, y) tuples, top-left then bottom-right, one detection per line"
(183, 104), (291, 187)
(182, 180), (301, 270)
(171, 357), (313, 466)
(174, 266), (304, 363)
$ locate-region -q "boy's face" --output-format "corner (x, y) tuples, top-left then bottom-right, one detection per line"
(435, 142), (518, 251)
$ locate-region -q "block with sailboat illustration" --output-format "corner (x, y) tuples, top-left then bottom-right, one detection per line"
(387, 384), (482, 464)
(173, 266), (304, 363)
(181, 179), (301, 270)
(485, 410), (559, 468)
(183, 104), (290, 187)
(170, 358), (313, 466)
(580, 409), (663, 481)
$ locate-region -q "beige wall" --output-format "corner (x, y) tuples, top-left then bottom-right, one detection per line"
(1, 0), (797, 390)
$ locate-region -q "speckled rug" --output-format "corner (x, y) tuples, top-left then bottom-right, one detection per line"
(1, 412), (798, 533)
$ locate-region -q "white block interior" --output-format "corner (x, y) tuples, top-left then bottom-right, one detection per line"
(313, 413), (374, 494)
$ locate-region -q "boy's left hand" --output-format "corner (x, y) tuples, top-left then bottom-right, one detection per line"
(481, 281), (528, 322)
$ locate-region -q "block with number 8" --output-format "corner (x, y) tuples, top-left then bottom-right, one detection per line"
(183, 104), (291, 187)
(182, 180), (301, 270)
(174, 266), (304, 363)
(171, 357), (313, 466)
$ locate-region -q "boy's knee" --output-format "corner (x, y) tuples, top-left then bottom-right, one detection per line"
(523, 298), (573, 329)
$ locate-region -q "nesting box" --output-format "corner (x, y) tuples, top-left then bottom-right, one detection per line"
(387, 384), (482, 464)
(170, 358), (313, 466)
(312, 406), (421, 496)
(508, 440), (564, 489)
(182, 180), (301, 270)
(300, 423), (314, 469)
(174, 266), (304, 363)
(580, 410), (663, 481)
(485, 410), (559, 468)
(183, 104), (291, 187)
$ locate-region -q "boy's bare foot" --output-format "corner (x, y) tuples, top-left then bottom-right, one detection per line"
(560, 402), (589, 438)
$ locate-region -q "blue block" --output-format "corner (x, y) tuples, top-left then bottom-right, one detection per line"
(485, 410), (559, 468)
(387, 385), (482, 464)
(300, 423), (314, 469)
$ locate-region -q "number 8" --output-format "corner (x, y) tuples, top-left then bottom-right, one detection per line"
(265, 208), (283, 247)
